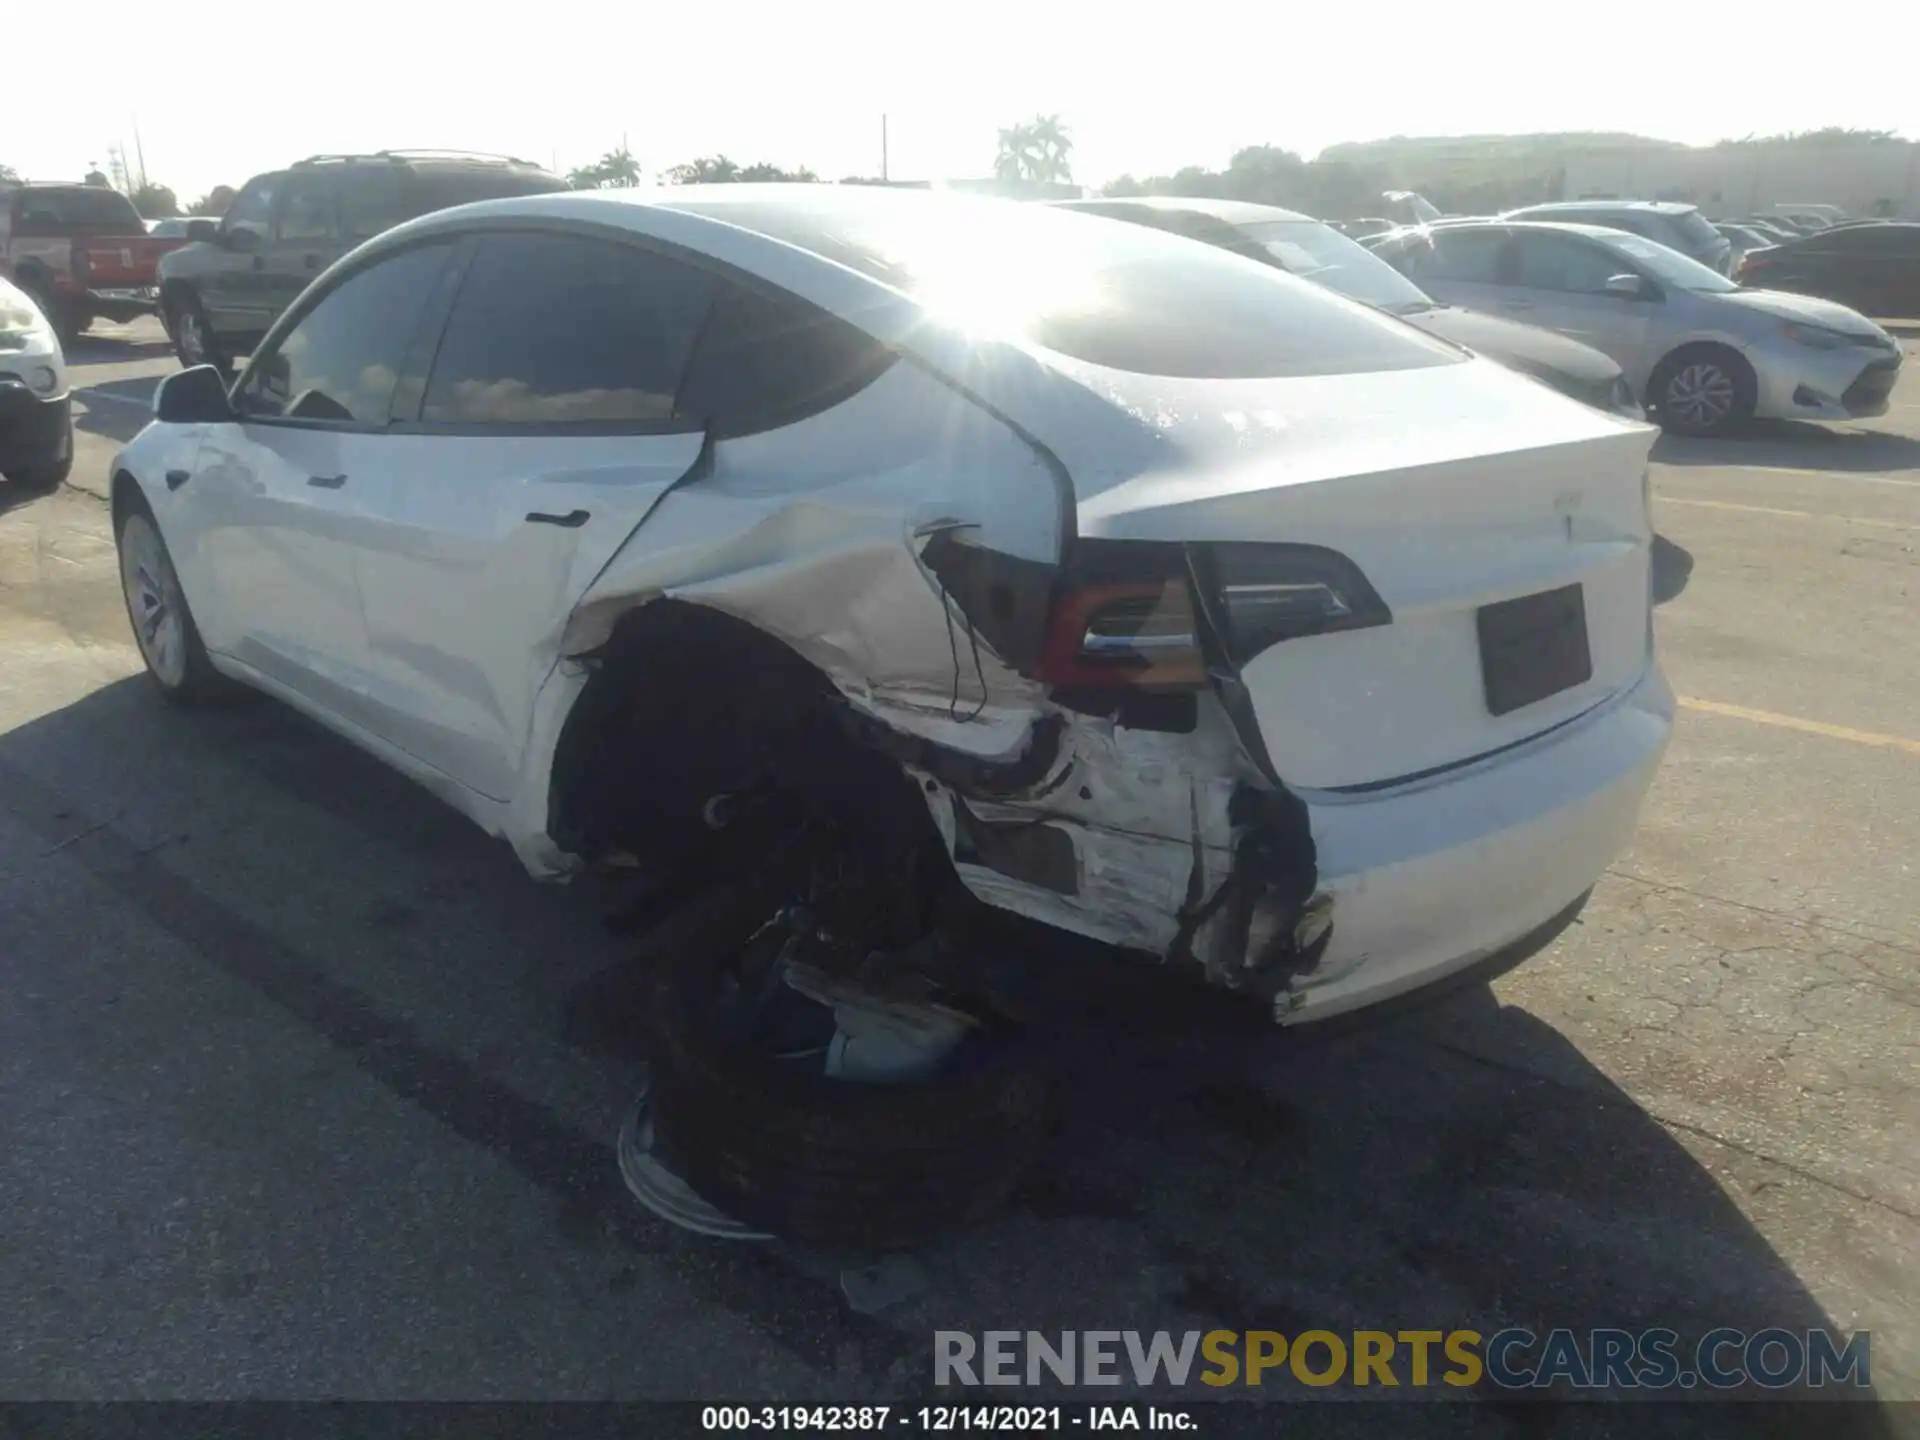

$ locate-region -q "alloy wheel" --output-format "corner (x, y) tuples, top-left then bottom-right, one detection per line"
(119, 515), (188, 688)
(1665, 362), (1736, 432)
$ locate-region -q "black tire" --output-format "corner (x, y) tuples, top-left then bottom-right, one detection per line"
(166, 291), (230, 376)
(644, 868), (1054, 1252)
(1649, 345), (1757, 437)
(19, 280), (82, 347)
(113, 488), (240, 706)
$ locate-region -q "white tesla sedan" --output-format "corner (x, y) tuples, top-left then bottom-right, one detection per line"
(111, 185), (1672, 1024)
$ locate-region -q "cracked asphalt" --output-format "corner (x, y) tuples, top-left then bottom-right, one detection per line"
(2, 319), (1915, 1429)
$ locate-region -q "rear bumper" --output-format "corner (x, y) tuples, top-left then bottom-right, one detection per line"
(0, 388), (73, 475)
(1279, 657), (1673, 1024)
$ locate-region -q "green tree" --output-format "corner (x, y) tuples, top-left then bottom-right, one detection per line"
(665, 155), (741, 184)
(567, 146), (642, 189)
(0, 162), (19, 185)
(131, 183), (180, 219)
(993, 114), (1073, 184)
(736, 161), (818, 182)
(84, 167), (111, 187)
(187, 185), (235, 216)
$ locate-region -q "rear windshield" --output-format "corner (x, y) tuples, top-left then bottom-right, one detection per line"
(1672, 210), (1720, 247)
(12, 187), (144, 234)
(670, 192), (1456, 379)
(1241, 219), (1436, 316)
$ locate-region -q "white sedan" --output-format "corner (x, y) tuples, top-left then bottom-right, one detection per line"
(110, 185), (1672, 1025)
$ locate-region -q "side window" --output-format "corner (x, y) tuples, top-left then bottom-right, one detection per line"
(422, 232), (714, 427)
(224, 176), (279, 243)
(237, 243), (454, 424)
(275, 176), (335, 242)
(676, 281), (895, 438)
(1511, 234), (1624, 294)
(1423, 230), (1511, 284)
(339, 171), (414, 243)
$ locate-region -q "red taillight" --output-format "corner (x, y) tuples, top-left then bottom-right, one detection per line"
(1036, 579), (1207, 692)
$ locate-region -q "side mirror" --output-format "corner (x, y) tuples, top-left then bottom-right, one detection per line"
(1604, 273), (1649, 299)
(221, 226), (259, 253)
(154, 365), (235, 424)
(186, 218), (219, 243)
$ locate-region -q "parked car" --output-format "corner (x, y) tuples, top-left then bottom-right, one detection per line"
(1500, 201), (1733, 275)
(1381, 190), (1442, 226)
(1055, 196), (1642, 418)
(0, 182), (175, 341)
(146, 218), (194, 239)
(1737, 222), (1920, 319)
(1712, 221), (1778, 262)
(1373, 220), (1902, 435)
(1333, 217), (1395, 239)
(112, 186), (1670, 1090)
(157, 150), (569, 373)
(1766, 204), (1847, 230)
(0, 274), (72, 493)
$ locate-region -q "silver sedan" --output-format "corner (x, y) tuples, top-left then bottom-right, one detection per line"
(1373, 220), (1903, 435)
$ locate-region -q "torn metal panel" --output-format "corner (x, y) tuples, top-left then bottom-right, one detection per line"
(560, 362), (1063, 762)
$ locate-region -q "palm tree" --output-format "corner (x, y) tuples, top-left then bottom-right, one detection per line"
(665, 155), (743, 185)
(992, 115), (1073, 185)
(568, 145), (642, 190)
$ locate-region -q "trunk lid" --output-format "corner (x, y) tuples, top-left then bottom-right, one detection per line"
(975, 350), (1659, 791)
(75, 234), (172, 287)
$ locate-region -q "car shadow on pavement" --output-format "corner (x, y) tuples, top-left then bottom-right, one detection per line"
(1653, 421), (1920, 474)
(1652, 534), (1695, 605)
(0, 676), (1898, 1426)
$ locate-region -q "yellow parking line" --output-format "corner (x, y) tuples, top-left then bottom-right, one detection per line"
(1680, 697), (1920, 757)
(1660, 496), (1919, 530)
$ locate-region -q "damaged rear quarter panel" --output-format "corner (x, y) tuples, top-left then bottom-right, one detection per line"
(537, 352), (1282, 968)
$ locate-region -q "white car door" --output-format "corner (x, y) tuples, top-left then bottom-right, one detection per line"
(1490, 231), (1660, 376)
(172, 241), (459, 718)
(344, 231), (717, 801)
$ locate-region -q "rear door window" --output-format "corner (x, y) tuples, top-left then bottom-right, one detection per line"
(340, 171), (414, 243)
(420, 231), (714, 427)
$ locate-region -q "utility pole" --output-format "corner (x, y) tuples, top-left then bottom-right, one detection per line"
(881, 114), (889, 183)
(132, 118), (149, 193)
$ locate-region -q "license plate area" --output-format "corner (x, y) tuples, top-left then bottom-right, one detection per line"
(1476, 583), (1592, 716)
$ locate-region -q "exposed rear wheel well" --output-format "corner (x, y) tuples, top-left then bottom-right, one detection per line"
(547, 600), (944, 869)
(111, 470), (144, 527)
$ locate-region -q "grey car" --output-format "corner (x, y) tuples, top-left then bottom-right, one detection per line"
(1373, 220), (1902, 435)
(1054, 197), (1641, 418)
(1501, 200), (1733, 276)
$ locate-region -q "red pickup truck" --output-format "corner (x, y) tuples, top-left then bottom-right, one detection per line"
(0, 183), (184, 342)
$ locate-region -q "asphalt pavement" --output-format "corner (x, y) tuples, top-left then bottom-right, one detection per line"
(2, 319), (1915, 1426)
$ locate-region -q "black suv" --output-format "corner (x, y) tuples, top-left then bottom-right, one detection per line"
(157, 150), (569, 372)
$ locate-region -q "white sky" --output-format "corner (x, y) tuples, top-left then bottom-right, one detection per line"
(9, 0), (1916, 202)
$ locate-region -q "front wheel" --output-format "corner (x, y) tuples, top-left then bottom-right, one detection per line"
(1650, 347), (1757, 437)
(167, 293), (229, 376)
(114, 496), (235, 705)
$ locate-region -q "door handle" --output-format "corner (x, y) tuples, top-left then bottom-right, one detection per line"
(165, 469), (191, 491)
(305, 254), (321, 270)
(307, 473), (347, 489)
(525, 509), (590, 528)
